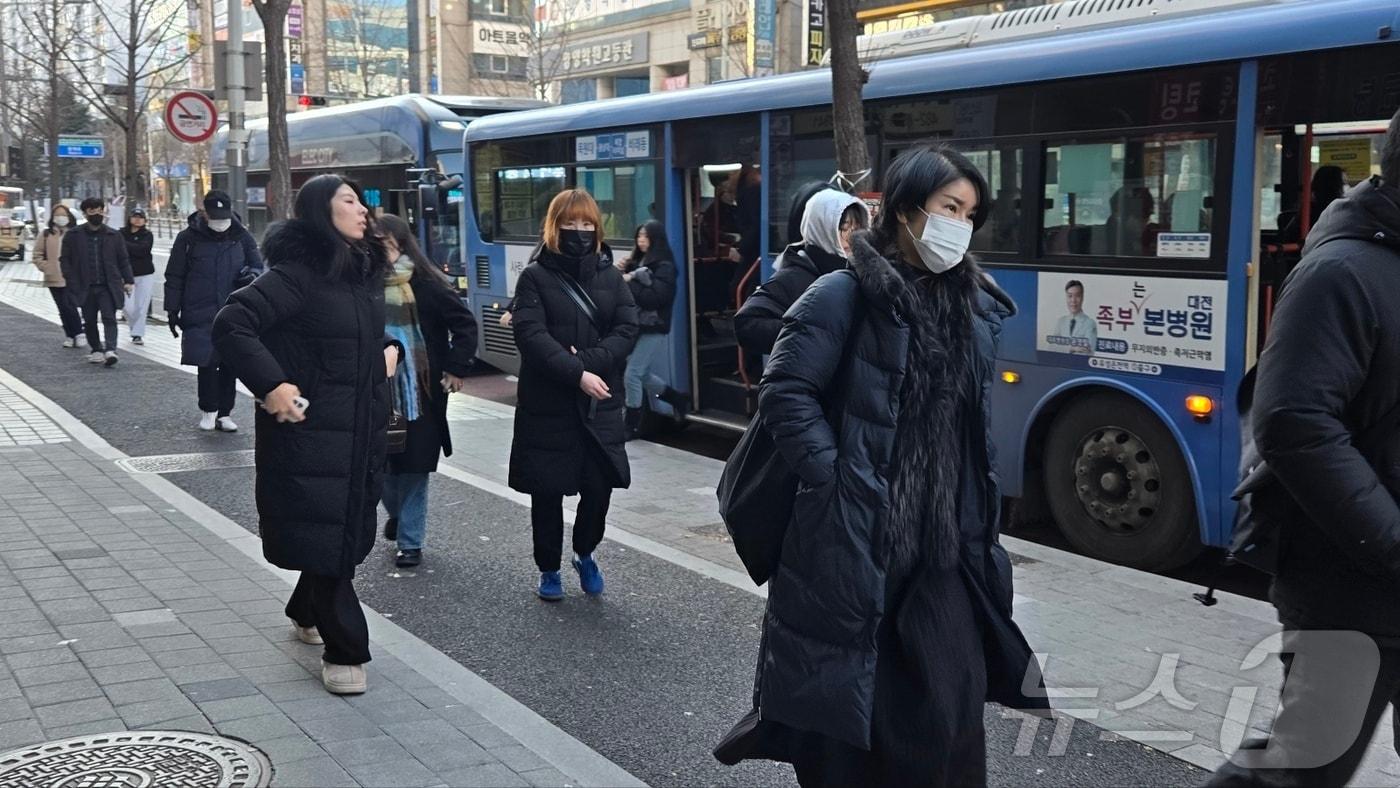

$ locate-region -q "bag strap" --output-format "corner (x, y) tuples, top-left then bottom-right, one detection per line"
(545, 266), (602, 333)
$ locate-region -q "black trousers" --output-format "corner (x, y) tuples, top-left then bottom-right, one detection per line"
(197, 365), (237, 416)
(530, 482), (611, 573)
(285, 571), (371, 666)
(1210, 624), (1400, 787)
(48, 286), (83, 338)
(81, 286), (118, 352)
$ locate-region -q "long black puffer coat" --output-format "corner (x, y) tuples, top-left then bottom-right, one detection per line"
(720, 235), (1047, 756)
(212, 220), (392, 578)
(733, 243), (845, 356)
(1256, 177), (1400, 636)
(166, 213), (262, 367)
(508, 244), (639, 495)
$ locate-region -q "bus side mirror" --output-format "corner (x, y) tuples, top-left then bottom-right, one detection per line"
(419, 182), (440, 218)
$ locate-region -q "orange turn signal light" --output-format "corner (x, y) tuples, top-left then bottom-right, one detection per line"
(1186, 395), (1214, 418)
(1000, 370), (1021, 384)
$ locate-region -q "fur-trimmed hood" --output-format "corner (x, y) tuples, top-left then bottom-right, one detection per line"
(261, 218), (385, 278)
(847, 231), (1016, 320)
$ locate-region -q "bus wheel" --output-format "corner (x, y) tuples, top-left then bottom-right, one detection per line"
(1043, 392), (1201, 571)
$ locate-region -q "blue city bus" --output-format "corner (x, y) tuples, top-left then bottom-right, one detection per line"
(211, 94), (544, 276)
(461, 0), (1400, 570)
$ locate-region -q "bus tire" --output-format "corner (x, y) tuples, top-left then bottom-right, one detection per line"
(1042, 391), (1202, 571)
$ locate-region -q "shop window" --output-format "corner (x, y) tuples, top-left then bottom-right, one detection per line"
(490, 55), (509, 74)
(615, 76), (649, 97)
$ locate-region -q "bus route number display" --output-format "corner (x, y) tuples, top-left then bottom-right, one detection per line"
(1036, 272), (1227, 373)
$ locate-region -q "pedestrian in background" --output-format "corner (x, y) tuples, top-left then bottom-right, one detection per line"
(619, 220), (686, 439)
(1210, 109), (1400, 787)
(375, 214), (479, 569)
(213, 174), (399, 696)
(716, 144), (1046, 785)
(734, 185), (868, 356)
(60, 198), (132, 367)
(121, 208), (155, 346)
(509, 188), (638, 601)
(32, 203), (83, 348)
(165, 190), (263, 432)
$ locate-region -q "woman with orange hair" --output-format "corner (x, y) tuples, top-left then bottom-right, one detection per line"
(508, 189), (639, 601)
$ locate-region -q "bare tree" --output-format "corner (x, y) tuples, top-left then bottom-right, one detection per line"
(253, 0), (294, 220)
(521, 0), (583, 100)
(826, 0), (869, 191)
(7, 0), (88, 204)
(326, 0), (407, 97)
(52, 0), (200, 202)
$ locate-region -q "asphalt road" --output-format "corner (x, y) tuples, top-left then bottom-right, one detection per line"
(0, 300), (1210, 787)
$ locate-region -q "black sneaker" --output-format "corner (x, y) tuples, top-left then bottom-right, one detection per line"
(383, 518), (398, 541)
(395, 549), (421, 568)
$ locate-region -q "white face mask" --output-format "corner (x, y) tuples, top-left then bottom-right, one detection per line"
(53, 215), (69, 227)
(208, 218), (232, 233)
(906, 209), (972, 273)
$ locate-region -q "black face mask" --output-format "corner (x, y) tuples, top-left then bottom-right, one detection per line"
(85, 213), (104, 227)
(558, 229), (596, 259)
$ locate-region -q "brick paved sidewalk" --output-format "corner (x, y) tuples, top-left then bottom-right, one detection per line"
(0, 416), (634, 786)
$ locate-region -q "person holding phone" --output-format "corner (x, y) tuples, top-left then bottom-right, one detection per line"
(212, 174), (400, 696)
(509, 188), (638, 602)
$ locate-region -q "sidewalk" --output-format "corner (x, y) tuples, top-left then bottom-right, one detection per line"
(0, 372), (642, 788)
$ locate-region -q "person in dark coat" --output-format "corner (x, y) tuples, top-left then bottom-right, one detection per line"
(166, 190), (263, 432)
(375, 214), (478, 568)
(619, 220), (687, 438)
(509, 188), (639, 602)
(60, 197), (132, 367)
(121, 208), (155, 345)
(1210, 110), (1400, 787)
(715, 144), (1048, 787)
(734, 186), (869, 356)
(212, 174), (399, 696)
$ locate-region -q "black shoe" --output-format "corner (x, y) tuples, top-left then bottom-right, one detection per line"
(657, 387), (691, 423)
(383, 518), (397, 541)
(625, 407), (643, 441)
(395, 548), (421, 568)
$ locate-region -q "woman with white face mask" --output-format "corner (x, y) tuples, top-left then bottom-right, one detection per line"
(33, 204), (86, 347)
(716, 144), (1048, 785)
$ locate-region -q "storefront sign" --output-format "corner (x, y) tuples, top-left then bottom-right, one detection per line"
(575, 131), (650, 162)
(748, 0), (776, 77)
(558, 32), (648, 76)
(662, 74), (689, 91)
(475, 21), (529, 56)
(288, 3), (304, 94)
(1036, 272), (1227, 373)
(804, 0), (826, 67)
(688, 30), (721, 50)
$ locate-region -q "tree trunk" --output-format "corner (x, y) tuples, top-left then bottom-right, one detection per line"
(256, 0), (294, 220)
(124, 5), (141, 201)
(827, 0), (869, 190)
(47, 60), (59, 206)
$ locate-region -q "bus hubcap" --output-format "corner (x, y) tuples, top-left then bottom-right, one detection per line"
(1072, 427), (1161, 535)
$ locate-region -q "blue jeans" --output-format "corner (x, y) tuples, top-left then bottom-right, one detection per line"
(625, 332), (672, 415)
(382, 473), (429, 550)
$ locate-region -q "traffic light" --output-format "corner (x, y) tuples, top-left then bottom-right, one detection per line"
(297, 95), (328, 108)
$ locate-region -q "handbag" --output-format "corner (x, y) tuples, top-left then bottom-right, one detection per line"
(386, 410), (408, 455)
(717, 414), (798, 585)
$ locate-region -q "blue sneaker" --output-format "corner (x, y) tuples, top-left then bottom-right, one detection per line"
(572, 554), (605, 596)
(537, 571), (564, 601)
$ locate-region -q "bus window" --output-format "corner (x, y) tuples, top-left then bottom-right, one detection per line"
(964, 145), (1023, 255)
(495, 166), (566, 238)
(576, 163), (658, 243)
(1042, 134), (1216, 259)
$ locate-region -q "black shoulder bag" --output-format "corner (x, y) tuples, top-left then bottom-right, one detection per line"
(544, 267), (605, 419)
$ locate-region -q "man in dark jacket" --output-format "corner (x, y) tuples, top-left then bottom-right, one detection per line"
(1212, 109), (1400, 786)
(60, 197), (132, 367)
(165, 190), (263, 432)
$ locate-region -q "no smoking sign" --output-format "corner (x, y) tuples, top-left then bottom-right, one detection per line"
(164, 91), (219, 144)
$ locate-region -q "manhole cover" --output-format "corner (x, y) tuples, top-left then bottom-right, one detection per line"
(116, 451), (255, 475)
(0, 731), (271, 787)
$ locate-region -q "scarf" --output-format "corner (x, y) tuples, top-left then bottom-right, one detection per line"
(883, 258), (980, 574)
(384, 255), (432, 421)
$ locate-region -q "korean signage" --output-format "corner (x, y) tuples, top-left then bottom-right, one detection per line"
(662, 74), (689, 91)
(748, 0), (776, 77)
(1319, 138), (1374, 183)
(1036, 273), (1227, 374)
(804, 0), (826, 67)
(475, 21), (529, 56)
(288, 3), (304, 94)
(688, 30), (721, 50)
(575, 131), (650, 162)
(558, 32), (648, 76)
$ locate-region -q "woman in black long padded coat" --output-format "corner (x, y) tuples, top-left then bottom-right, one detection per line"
(715, 145), (1049, 787)
(508, 188), (638, 602)
(213, 174), (399, 697)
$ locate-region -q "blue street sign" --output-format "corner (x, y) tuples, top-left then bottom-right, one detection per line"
(57, 136), (104, 159)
